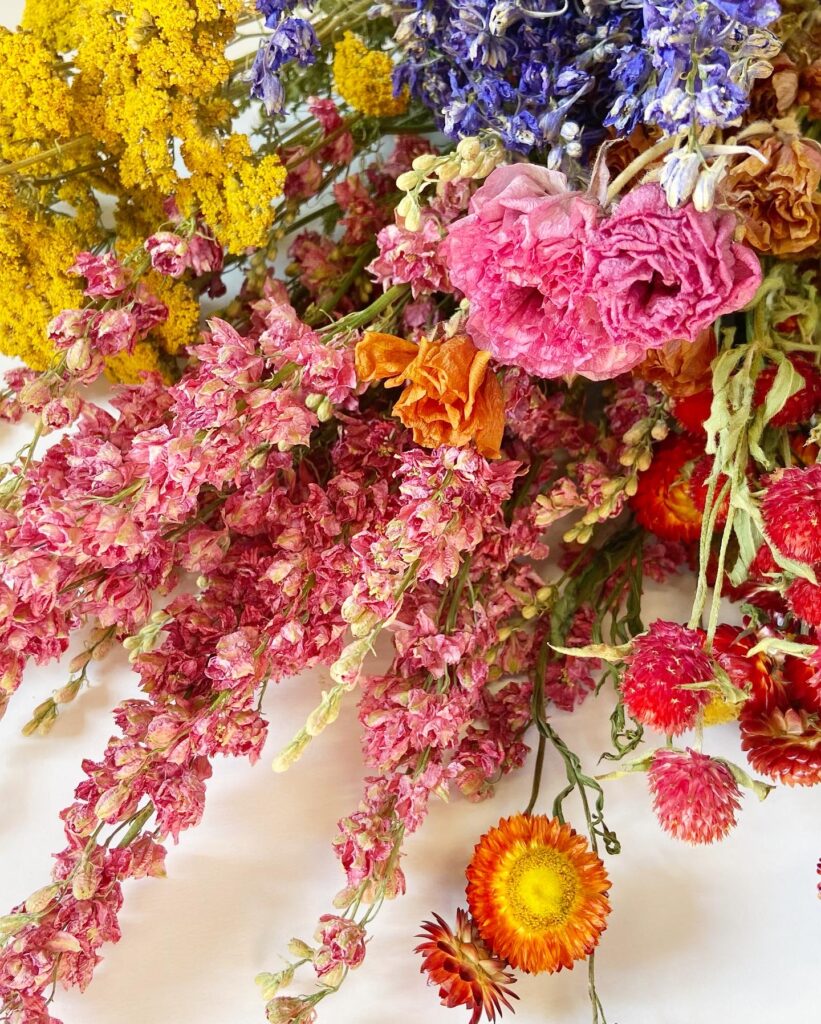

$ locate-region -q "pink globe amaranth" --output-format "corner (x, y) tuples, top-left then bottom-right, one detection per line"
(648, 748), (741, 844)
(440, 164), (606, 379)
(584, 183), (762, 358)
(761, 464), (821, 566)
(620, 620), (712, 735)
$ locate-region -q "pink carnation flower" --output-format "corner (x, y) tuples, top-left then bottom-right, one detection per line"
(583, 183), (761, 371)
(648, 748), (741, 844)
(441, 164), (603, 379)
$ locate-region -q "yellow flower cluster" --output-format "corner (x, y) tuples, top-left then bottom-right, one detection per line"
(178, 130), (287, 254)
(0, 28), (75, 162)
(70, 0), (243, 193)
(332, 31), (408, 118)
(105, 341), (175, 385)
(0, 180), (85, 370)
(21, 0), (82, 53)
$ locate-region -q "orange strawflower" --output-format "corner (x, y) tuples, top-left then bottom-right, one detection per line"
(355, 331), (505, 458)
(416, 909), (518, 1024)
(466, 815), (611, 975)
(630, 434), (704, 542)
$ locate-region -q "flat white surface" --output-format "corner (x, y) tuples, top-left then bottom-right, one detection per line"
(1, 2), (820, 1020)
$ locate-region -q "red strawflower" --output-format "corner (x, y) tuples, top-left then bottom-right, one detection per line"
(630, 435), (704, 542)
(786, 577), (821, 628)
(621, 621), (712, 735)
(761, 465), (821, 565)
(416, 910), (518, 1024)
(712, 623), (776, 706)
(740, 656), (821, 786)
(753, 356), (821, 427)
(671, 389), (712, 436)
(648, 748), (742, 843)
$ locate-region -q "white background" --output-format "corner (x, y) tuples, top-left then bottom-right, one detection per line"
(1, 2), (819, 1022)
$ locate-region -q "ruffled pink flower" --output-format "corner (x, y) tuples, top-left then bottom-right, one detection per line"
(145, 232), (189, 277)
(648, 748), (741, 844)
(68, 251), (131, 298)
(583, 183), (761, 371)
(312, 915), (366, 978)
(441, 164), (603, 379)
(369, 211), (451, 298)
(621, 621), (712, 735)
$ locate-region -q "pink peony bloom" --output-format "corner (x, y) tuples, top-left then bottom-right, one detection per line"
(583, 183), (761, 373)
(648, 748), (741, 844)
(442, 168), (762, 381)
(441, 164), (603, 379)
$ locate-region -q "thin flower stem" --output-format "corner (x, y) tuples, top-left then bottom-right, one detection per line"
(604, 133), (680, 206)
(0, 136), (94, 176)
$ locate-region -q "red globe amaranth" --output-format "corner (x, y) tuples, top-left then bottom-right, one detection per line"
(630, 435), (704, 542)
(620, 621), (712, 735)
(648, 748), (741, 844)
(761, 465), (821, 565)
(786, 576), (821, 628)
(753, 356), (821, 427)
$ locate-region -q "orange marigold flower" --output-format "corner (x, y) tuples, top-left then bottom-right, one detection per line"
(466, 815), (611, 975)
(416, 909), (517, 1024)
(630, 434), (704, 542)
(355, 331), (505, 458)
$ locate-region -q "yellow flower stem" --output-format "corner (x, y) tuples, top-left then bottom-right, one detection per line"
(0, 136), (94, 177)
(604, 133), (681, 206)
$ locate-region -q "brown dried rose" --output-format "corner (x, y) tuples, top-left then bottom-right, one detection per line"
(724, 134), (821, 256)
(748, 53), (800, 120)
(355, 331), (505, 458)
(798, 59), (821, 120)
(635, 330), (717, 398)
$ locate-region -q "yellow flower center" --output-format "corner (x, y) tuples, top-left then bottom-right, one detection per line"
(504, 846), (578, 931)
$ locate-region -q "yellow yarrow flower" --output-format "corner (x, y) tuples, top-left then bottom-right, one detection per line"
(105, 340), (176, 385)
(179, 130), (286, 254)
(0, 28), (75, 162)
(333, 31), (408, 117)
(22, 0), (83, 53)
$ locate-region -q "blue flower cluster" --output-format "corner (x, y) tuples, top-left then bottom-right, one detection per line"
(250, 0), (319, 115)
(389, 0), (783, 163)
(391, 1), (645, 164)
(610, 0), (782, 136)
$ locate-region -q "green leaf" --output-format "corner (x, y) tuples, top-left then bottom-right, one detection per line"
(550, 641), (633, 663)
(716, 758), (775, 802)
(759, 354), (804, 428)
(747, 636), (818, 659)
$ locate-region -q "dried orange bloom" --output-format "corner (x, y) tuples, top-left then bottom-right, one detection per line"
(724, 134), (821, 256)
(355, 331), (505, 458)
(635, 328), (716, 398)
(466, 814), (611, 975)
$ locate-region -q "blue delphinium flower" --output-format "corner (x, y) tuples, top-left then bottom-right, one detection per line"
(391, 0), (644, 167)
(250, 3), (319, 116)
(389, 0), (782, 166)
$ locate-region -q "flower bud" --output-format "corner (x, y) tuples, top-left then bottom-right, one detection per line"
(411, 152), (439, 174)
(395, 170), (419, 192)
(456, 137), (482, 160)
